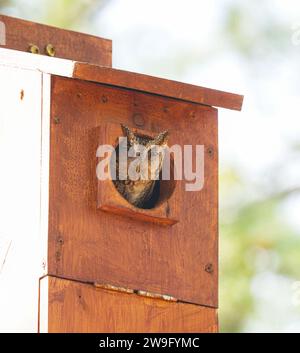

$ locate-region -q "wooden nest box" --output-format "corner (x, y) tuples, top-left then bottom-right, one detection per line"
(0, 15), (243, 332)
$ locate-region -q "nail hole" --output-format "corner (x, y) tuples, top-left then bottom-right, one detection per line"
(53, 117), (60, 124)
(207, 147), (214, 156)
(190, 111), (196, 118)
(101, 95), (108, 103)
(205, 263), (214, 274)
(132, 113), (145, 127)
(57, 237), (64, 245)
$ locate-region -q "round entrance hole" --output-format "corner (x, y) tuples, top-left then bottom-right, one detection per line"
(111, 138), (176, 210)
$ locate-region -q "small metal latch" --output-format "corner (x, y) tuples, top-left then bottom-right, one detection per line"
(136, 290), (177, 302)
(94, 283), (134, 294)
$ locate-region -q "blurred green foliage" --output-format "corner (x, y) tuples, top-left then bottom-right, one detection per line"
(219, 167), (300, 331)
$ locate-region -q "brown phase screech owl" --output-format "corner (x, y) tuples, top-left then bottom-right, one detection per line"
(113, 124), (169, 209)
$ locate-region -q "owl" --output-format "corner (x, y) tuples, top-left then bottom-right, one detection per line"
(113, 124), (169, 209)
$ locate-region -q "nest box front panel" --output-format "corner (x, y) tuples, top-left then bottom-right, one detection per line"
(49, 75), (218, 307)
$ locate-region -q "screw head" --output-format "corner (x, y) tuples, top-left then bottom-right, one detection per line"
(190, 111), (196, 118)
(53, 116), (60, 124)
(205, 263), (214, 274)
(207, 147), (214, 157)
(57, 236), (64, 245)
(45, 44), (56, 57)
(55, 251), (61, 262)
(132, 113), (144, 127)
(28, 44), (40, 54)
(101, 95), (108, 103)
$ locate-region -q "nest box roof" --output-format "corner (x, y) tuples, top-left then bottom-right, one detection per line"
(73, 63), (244, 111)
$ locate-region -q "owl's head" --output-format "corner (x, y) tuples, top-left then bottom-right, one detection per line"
(121, 124), (169, 180)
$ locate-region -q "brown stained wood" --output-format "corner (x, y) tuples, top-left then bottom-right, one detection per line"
(0, 15), (112, 66)
(49, 75), (218, 308)
(73, 63), (243, 111)
(97, 122), (179, 226)
(43, 276), (218, 333)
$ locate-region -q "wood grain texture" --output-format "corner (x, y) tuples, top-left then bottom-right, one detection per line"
(41, 276), (218, 333)
(0, 14), (112, 66)
(73, 63), (243, 111)
(48, 75), (218, 308)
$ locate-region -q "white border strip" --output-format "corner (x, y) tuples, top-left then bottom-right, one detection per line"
(0, 47), (75, 77)
(39, 73), (51, 278)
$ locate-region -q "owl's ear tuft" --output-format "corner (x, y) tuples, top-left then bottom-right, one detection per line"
(121, 124), (136, 145)
(153, 130), (169, 146)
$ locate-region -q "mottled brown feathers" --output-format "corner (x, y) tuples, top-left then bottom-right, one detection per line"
(113, 125), (169, 208)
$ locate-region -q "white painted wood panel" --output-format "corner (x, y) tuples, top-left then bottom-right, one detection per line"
(0, 65), (43, 332)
